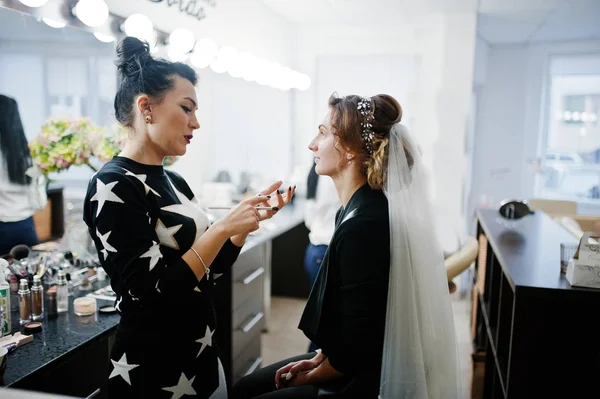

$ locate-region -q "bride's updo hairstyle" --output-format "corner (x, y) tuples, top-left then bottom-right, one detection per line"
(327, 93), (412, 190)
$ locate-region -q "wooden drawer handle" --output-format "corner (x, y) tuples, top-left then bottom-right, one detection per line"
(242, 267), (265, 285)
(245, 357), (263, 376)
(240, 312), (264, 333)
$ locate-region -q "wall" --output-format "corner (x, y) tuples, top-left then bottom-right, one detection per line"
(469, 39), (600, 220)
(292, 13), (477, 232)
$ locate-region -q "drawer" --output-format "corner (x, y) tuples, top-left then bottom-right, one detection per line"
(232, 290), (263, 332)
(233, 335), (262, 383)
(232, 243), (266, 281)
(233, 308), (265, 357)
(232, 266), (264, 312)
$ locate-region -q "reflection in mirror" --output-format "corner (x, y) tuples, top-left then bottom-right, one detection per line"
(0, 6), (116, 196)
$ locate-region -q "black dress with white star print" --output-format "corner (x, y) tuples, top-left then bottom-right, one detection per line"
(83, 156), (240, 398)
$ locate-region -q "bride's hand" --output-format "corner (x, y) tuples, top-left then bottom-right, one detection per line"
(274, 353), (323, 389)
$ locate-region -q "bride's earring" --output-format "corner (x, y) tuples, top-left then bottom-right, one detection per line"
(346, 153), (353, 165)
(145, 115), (152, 124)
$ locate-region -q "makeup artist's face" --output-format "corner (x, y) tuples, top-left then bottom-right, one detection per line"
(146, 76), (199, 157)
(308, 111), (342, 177)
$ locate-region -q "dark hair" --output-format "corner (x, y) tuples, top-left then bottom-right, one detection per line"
(114, 37), (198, 127)
(0, 95), (32, 185)
(328, 93), (411, 190)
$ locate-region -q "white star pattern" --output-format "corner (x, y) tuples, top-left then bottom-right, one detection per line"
(109, 353), (139, 385)
(162, 373), (196, 399)
(161, 177), (209, 241)
(123, 168), (161, 197)
(195, 325), (214, 358)
(140, 241), (163, 271)
(128, 290), (139, 302)
(115, 296), (123, 312)
(155, 219), (182, 250)
(96, 229), (117, 260)
(193, 286), (202, 293)
(90, 179), (124, 216)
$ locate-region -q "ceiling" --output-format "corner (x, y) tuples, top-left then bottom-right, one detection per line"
(478, 0), (600, 44)
(260, 0), (600, 44)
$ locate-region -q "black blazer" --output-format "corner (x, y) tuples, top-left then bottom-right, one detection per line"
(299, 183), (390, 398)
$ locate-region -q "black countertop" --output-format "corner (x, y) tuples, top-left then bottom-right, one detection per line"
(477, 208), (580, 291)
(2, 203), (306, 387)
(3, 281), (120, 388)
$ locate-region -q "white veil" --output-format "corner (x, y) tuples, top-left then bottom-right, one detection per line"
(379, 124), (462, 398)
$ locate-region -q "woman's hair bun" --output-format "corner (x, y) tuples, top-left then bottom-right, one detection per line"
(116, 36), (151, 77)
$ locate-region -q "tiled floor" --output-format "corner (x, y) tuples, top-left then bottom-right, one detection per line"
(262, 293), (473, 398)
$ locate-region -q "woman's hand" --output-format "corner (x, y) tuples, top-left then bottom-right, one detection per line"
(230, 181), (295, 246)
(216, 195), (270, 238)
(256, 182), (296, 222)
(274, 352), (325, 389)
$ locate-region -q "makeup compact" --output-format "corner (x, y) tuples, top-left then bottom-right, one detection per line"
(99, 305), (117, 315)
(73, 297), (97, 316)
(23, 321), (42, 335)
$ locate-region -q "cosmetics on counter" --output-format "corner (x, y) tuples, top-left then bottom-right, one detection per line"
(18, 279), (32, 325)
(31, 275), (44, 321)
(73, 297), (97, 316)
(0, 259), (10, 336)
(56, 271), (68, 313)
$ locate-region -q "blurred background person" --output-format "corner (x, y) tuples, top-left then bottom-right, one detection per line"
(0, 95), (46, 255)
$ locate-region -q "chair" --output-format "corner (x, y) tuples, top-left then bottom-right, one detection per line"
(445, 236), (479, 293)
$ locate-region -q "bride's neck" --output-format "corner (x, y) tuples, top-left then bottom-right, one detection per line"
(332, 165), (367, 207)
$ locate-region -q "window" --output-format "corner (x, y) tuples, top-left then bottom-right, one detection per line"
(538, 54), (600, 209)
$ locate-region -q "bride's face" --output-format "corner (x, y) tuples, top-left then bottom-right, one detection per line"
(308, 111), (342, 176)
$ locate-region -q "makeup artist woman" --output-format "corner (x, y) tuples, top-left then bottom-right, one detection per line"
(83, 37), (295, 398)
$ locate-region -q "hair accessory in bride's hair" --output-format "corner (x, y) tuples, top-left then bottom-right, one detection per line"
(357, 97), (375, 155)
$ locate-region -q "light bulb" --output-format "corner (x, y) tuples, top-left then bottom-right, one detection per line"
(123, 14), (154, 43)
(18, 0), (48, 7)
(217, 46), (239, 68)
(167, 47), (188, 62)
(190, 53), (215, 69)
(74, 0), (109, 28)
(210, 59), (227, 74)
(296, 74), (311, 91)
(169, 28), (195, 54)
(94, 32), (115, 43)
(193, 38), (218, 59)
(42, 18), (66, 29)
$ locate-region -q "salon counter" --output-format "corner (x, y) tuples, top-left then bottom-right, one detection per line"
(3, 280), (119, 398)
(2, 203), (309, 397)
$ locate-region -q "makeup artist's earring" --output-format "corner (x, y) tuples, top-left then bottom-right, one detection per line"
(145, 115), (152, 124)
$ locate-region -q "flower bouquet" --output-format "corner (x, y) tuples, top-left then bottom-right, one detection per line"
(28, 118), (101, 175)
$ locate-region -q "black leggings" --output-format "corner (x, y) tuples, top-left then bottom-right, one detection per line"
(231, 353), (319, 399)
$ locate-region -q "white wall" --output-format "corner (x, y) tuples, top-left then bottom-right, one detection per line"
(292, 13), (477, 232)
(469, 39), (600, 220)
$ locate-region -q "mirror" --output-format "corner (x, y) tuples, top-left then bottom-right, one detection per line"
(0, 6), (116, 198)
